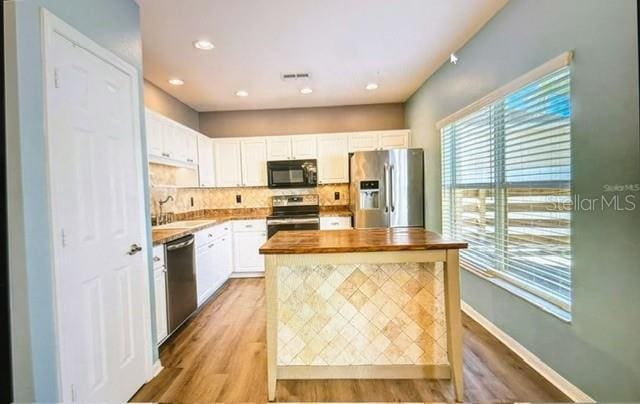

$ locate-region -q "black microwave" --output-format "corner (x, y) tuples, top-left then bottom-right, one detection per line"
(267, 159), (317, 188)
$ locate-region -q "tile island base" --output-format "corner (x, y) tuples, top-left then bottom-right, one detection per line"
(260, 229), (467, 401)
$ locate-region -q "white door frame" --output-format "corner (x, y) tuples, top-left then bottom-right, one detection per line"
(40, 8), (153, 402)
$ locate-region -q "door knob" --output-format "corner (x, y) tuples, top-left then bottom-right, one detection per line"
(127, 244), (143, 255)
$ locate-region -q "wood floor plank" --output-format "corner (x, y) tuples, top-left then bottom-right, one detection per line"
(131, 278), (569, 403)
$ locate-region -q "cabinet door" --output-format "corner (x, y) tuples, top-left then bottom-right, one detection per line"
(266, 136), (292, 161)
(348, 132), (380, 152)
(232, 231), (266, 273)
(196, 245), (215, 306)
(291, 135), (317, 159)
(379, 130), (410, 150)
(184, 129), (199, 164)
(154, 268), (168, 343)
(241, 138), (268, 186)
(219, 235), (233, 278)
(145, 109), (165, 157)
(214, 139), (243, 187)
(317, 134), (349, 184)
(197, 135), (215, 187)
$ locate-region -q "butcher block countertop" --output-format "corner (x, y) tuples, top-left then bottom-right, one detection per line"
(259, 228), (467, 254)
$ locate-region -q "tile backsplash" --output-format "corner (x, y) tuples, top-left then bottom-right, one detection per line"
(149, 164), (349, 216)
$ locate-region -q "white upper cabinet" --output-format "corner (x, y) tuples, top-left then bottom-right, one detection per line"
(348, 132), (380, 152)
(348, 130), (410, 152)
(291, 135), (317, 159)
(317, 134), (349, 184)
(379, 130), (410, 150)
(146, 109), (165, 157)
(214, 139), (243, 187)
(197, 134), (215, 187)
(241, 138), (268, 186)
(266, 136), (292, 161)
(266, 134), (317, 160)
(145, 108), (199, 165)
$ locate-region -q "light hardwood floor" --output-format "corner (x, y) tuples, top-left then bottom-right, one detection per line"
(131, 278), (569, 402)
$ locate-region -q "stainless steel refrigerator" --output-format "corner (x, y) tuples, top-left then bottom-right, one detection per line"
(350, 149), (424, 229)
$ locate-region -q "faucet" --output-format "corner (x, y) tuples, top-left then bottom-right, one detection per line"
(156, 195), (175, 225)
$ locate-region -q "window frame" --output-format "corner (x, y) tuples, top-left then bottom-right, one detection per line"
(439, 55), (573, 317)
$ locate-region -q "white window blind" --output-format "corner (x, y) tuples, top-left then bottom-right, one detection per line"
(441, 66), (571, 310)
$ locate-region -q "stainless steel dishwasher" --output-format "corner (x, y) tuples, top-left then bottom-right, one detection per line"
(165, 234), (197, 335)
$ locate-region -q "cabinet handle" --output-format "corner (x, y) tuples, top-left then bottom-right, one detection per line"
(209, 244), (214, 248)
(245, 224), (253, 228)
(208, 233), (213, 237)
(153, 256), (161, 262)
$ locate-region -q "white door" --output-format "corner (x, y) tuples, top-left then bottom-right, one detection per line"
(233, 232), (266, 273)
(214, 139), (243, 187)
(379, 130), (410, 150)
(291, 135), (317, 159)
(317, 134), (349, 184)
(241, 138), (268, 186)
(348, 132), (380, 152)
(184, 128), (199, 165)
(266, 136), (292, 160)
(44, 15), (150, 403)
(197, 135), (215, 187)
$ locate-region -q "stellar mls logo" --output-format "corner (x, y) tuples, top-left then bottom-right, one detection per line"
(548, 184), (638, 212)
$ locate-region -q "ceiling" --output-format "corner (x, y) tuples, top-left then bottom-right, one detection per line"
(138, 0), (507, 112)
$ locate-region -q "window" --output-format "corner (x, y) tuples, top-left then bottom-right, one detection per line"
(441, 65), (571, 311)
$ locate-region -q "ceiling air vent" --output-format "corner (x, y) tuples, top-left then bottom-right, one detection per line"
(281, 72), (311, 81)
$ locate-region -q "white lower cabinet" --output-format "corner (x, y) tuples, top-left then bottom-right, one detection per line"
(195, 224), (233, 306)
(320, 216), (352, 230)
(152, 245), (168, 344)
(232, 219), (267, 274)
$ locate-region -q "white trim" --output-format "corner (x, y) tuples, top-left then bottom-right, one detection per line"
(461, 301), (594, 403)
(151, 361), (163, 379)
(229, 272), (265, 278)
(436, 51), (573, 129)
(40, 8), (153, 402)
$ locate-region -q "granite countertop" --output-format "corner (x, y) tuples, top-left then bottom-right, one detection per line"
(259, 228), (467, 254)
(152, 208), (270, 245)
(319, 206), (353, 217)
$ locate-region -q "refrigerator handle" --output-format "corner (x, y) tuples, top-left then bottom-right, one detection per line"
(383, 163), (390, 213)
(390, 164), (395, 212)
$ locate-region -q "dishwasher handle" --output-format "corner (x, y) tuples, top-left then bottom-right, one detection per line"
(166, 236), (194, 251)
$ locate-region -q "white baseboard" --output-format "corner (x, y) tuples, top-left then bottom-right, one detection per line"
(230, 272), (264, 278)
(152, 360), (163, 378)
(461, 301), (594, 403)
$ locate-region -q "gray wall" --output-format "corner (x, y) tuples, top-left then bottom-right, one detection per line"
(144, 79), (200, 130)
(4, 0), (156, 401)
(405, 0), (640, 400)
(199, 103), (405, 138)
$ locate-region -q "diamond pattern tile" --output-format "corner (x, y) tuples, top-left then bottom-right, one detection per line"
(277, 263), (448, 366)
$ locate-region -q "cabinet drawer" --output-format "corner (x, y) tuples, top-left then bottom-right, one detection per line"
(320, 216), (352, 230)
(152, 245), (165, 269)
(194, 223), (230, 247)
(232, 219), (266, 233)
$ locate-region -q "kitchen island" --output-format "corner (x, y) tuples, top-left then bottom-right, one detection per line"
(259, 228), (467, 401)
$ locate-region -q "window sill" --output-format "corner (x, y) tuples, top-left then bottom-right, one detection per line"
(462, 266), (572, 323)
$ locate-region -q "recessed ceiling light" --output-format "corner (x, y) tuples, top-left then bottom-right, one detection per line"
(300, 87), (313, 95)
(235, 90), (249, 97)
(365, 83), (379, 91)
(168, 78), (184, 86)
(193, 40), (215, 50)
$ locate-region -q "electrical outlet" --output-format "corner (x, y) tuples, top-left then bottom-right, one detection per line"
(334, 191), (340, 200)
(236, 194), (242, 203)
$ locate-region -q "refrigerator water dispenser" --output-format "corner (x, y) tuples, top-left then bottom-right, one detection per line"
(359, 180), (380, 209)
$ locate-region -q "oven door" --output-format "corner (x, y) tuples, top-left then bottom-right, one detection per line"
(267, 160), (317, 188)
(266, 217), (320, 238)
